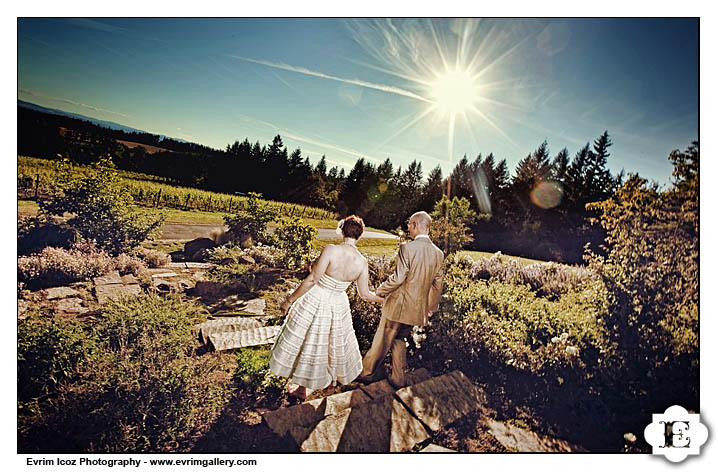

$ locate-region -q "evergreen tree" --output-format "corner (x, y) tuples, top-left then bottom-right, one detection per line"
(421, 165), (444, 212)
(315, 155), (328, 177)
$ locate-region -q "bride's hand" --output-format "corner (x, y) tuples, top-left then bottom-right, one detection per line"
(281, 299), (293, 314)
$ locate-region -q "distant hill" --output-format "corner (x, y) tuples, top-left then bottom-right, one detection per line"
(17, 100), (188, 144)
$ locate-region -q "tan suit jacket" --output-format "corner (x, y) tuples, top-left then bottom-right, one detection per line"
(376, 236), (444, 327)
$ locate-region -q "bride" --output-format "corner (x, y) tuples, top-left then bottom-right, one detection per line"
(269, 215), (384, 400)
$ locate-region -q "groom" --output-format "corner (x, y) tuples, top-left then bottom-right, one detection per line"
(357, 211), (444, 388)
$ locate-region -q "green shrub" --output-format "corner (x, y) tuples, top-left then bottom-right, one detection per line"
(224, 192), (278, 246)
(585, 141), (699, 416)
(137, 247), (171, 267)
(19, 294), (232, 453)
(18, 315), (98, 403)
(429, 195), (482, 255)
(206, 262), (253, 285)
(18, 217), (80, 255)
(234, 347), (287, 397)
(428, 258), (613, 375)
(274, 217), (317, 269)
(40, 157), (164, 256)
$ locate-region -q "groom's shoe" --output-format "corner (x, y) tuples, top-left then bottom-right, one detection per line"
(356, 369), (385, 384)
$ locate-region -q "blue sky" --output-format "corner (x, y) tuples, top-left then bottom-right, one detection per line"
(18, 18), (698, 185)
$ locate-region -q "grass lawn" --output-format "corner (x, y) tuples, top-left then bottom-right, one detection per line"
(18, 199), (39, 217)
(313, 238), (399, 257)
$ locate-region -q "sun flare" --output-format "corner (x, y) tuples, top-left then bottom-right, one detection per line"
(429, 69), (479, 114)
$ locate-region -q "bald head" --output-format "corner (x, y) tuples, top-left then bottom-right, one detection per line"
(409, 211), (432, 236)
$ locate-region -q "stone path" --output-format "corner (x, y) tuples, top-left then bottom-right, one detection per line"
(195, 298), (278, 352)
(197, 317), (264, 344)
(93, 270), (143, 304)
(262, 368), (462, 452)
(261, 368), (585, 453)
(485, 419), (587, 452)
(207, 326), (281, 351)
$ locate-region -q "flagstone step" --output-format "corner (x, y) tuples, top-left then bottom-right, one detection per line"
(196, 317), (264, 344)
(485, 419), (588, 452)
(290, 393), (431, 452)
(264, 388), (373, 437)
(358, 368), (432, 399)
(394, 370), (487, 432)
(262, 368), (432, 438)
(283, 369), (486, 452)
(420, 443), (456, 452)
(208, 325), (281, 351)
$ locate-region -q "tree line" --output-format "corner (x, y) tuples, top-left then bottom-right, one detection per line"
(20, 105), (639, 262)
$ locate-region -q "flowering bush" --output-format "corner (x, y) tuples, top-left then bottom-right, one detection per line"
(426, 256), (613, 378)
(137, 248), (171, 268)
(18, 242), (114, 289)
(469, 252), (598, 298)
(18, 242), (149, 290)
(208, 243), (286, 269)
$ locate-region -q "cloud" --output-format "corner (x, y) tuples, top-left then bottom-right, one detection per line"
(18, 88), (129, 118)
(282, 131), (383, 165)
(226, 55), (431, 103)
(64, 19), (125, 33)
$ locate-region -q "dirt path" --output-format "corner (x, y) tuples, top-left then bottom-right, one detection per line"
(159, 223), (397, 241)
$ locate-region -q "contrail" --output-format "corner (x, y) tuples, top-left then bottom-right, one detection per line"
(18, 88), (129, 117)
(226, 54), (432, 103)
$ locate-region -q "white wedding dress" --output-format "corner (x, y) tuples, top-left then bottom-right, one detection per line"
(269, 273), (363, 389)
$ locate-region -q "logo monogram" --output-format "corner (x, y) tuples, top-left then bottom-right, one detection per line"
(644, 405), (708, 463)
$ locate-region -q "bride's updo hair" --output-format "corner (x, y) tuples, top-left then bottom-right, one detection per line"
(342, 215), (364, 240)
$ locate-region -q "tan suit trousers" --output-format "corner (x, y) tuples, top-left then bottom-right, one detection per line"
(362, 313), (413, 387)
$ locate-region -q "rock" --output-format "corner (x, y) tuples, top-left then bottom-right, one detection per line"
(192, 248), (213, 262)
(223, 281), (246, 293)
(153, 279), (177, 293)
(264, 389), (372, 437)
(19, 223), (79, 254)
(239, 255), (256, 265)
(184, 238), (217, 259)
(192, 281), (227, 297)
(208, 325), (281, 351)
(394, 370), (486, 432)
(485, 419), (587, 452)
(359, 368), (432, 399)
(151, 272), (179, 278)
(121, 274), (138, 285)
(93, 271), (122, 286)
(290, 394), (430, 452)
(184, 262), (213, 269)
(42, 286), (80, 300)
(95, 283), (142, 304)
(197, 316), (264, 344)
(18, 299), (29, 318)
(55, 297), (89, 314)
(169, 250), (185, 262)
(239, 297), (266, 316)
(420, 444), (456, 452)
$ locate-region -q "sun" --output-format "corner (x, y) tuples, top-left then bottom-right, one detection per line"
(429, 69), (479, 114)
